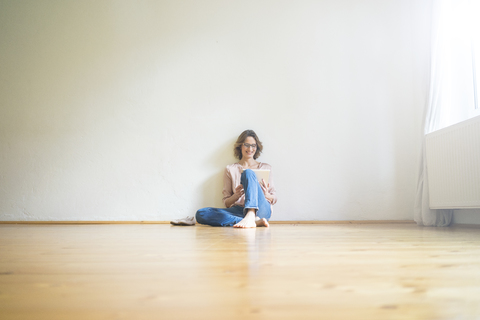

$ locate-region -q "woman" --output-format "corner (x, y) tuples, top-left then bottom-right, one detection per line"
(195, 129), (277, 228)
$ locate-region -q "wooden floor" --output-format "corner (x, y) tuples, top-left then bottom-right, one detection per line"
(1, 223), (480, 320)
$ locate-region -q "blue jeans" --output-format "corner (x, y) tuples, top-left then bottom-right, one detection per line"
(196, 169), (272, 227)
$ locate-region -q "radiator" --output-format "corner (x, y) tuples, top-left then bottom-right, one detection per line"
(425, 115), (480, 209)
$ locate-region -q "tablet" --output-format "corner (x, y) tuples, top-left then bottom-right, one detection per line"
(245, 169), (270, 186)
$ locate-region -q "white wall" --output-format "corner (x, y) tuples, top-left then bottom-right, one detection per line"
(0, 0), (431, 221)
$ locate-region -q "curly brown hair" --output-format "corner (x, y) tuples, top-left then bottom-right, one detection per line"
(234, 130), (263, 160)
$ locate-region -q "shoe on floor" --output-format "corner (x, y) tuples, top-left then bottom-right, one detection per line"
(170, 216), (196, 226)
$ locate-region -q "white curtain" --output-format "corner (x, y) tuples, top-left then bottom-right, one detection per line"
(414, 0), (480, 226)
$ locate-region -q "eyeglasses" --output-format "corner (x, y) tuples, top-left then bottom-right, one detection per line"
(243, 143), (257, 149)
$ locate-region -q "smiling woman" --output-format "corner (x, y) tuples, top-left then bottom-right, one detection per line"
(172, 130), (277, 228)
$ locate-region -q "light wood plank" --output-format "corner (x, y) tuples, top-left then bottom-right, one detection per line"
(1, 224), (479, 319)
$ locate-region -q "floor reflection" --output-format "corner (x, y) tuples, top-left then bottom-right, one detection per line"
(193, 225), (272, 311)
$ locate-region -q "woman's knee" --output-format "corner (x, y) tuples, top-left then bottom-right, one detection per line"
(242, 168), (255, 176)
(241, 169), (257, 182)
(195, 207), (210, 224)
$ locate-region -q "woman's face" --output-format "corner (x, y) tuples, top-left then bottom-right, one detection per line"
(241, 136), (257, 160)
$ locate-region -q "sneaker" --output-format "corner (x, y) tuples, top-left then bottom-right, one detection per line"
(170, 216), (196, 226)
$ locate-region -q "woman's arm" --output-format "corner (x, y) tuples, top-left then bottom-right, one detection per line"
(222, 167), (243, 208)
(267, 183), (277, 205)
(224, 185), (244, 208)
(260, 180), (276, 204)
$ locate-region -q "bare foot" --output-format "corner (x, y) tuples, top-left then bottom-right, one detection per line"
(234, 210), (257, 228)
(255, 218), (269, 228)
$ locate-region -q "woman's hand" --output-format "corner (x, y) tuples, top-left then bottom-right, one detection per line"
(225, 184), (244, 208)
(261, 179), (274, 204)
(234, 184), (244, 200)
